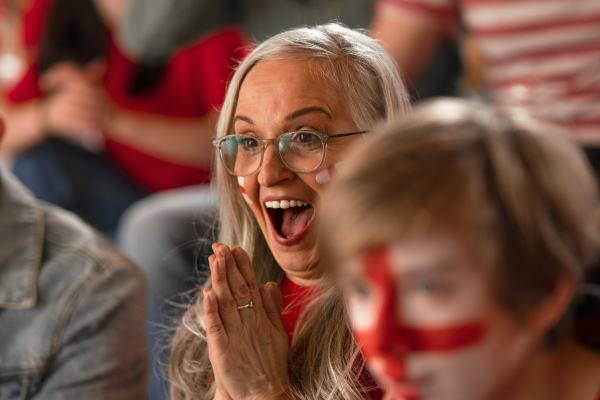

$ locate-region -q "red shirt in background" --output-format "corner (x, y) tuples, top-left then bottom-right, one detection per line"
(6, 0), (249, 192)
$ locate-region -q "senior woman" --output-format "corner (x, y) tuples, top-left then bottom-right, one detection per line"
(320, 99), (600, 400)
(169, 23), (410, 400)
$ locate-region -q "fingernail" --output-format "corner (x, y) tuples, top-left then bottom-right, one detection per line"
(207, 290), (215, 304)
(203, 288), (215, 305)
(262, 283), (271, 300)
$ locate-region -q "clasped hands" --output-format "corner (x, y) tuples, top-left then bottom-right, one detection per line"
(205, 243), (293, 400)
(39, 61), (110, 146)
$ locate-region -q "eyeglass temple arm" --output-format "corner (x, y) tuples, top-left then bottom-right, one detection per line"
(328, 131), (369, 139)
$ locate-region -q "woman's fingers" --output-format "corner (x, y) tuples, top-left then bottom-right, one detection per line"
(209, 243), (285, 336)
(203, 288), (229, 354)
(211, 244), (256, 325)
(231, 245), (263, 308)
(206, 245), (291, 399)
(208, 253), (243, 331)
(260, 282), (286, 335)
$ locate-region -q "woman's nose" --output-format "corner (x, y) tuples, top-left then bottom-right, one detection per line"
(257, 145), (294, 187)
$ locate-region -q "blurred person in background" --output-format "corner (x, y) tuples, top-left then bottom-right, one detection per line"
(320, 98), (600, 400)
(118, 0), (461, 100)
(0, 0), (247, 239)
(370, 0), (600, 175)
(0, 110), (148, 399)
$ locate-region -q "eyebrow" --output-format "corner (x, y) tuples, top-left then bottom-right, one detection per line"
(234, 115), (253, 124)
(233, 106), (333, 126)
(285, 106), (333, 121)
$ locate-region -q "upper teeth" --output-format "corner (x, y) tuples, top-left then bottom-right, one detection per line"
(265, 200), (308, 209)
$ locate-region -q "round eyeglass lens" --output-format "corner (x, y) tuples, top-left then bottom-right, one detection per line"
(278, 131), (324, 172)
(220, 135), (262, 175)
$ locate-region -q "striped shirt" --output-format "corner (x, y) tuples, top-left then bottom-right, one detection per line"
(377, 0), (600, 142)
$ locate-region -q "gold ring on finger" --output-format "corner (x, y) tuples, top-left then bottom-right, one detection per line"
(237, 301), (253, 311)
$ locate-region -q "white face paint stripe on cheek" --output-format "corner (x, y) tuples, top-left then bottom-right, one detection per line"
(315, 164), (337, 185)
(346, 257), (380, 332)
(237, 176), (253, 205)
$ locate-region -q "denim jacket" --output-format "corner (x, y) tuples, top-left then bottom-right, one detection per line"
(0, 168), (148, 399)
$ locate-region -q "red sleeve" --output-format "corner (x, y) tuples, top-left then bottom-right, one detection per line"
(375, 0), (460, 38)
(184, 26), (251, 113)
(103, 26), (250, 117)
(2, 0), (49, 103)
(22, 0), (53, 52)
(102, 27), (250, 192)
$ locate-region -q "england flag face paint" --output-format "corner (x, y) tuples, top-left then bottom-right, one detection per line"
(342, 236), (536, 400)
(238, 176), (253, 205)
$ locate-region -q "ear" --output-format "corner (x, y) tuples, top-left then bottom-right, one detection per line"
(528, 275), (575, 334)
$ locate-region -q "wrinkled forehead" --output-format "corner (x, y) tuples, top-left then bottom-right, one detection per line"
(233, 59), (350, 128)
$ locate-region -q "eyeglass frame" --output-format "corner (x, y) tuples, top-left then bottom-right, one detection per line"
(212, 130), (368, 176)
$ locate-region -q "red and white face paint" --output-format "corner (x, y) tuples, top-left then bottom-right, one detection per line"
(238, 176), (253, 205)
(343, 236), (536, 400)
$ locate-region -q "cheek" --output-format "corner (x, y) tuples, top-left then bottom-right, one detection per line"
(347, 293), (379, 331)
(409, 345), (499, 400)
(237, 176), (253, 205)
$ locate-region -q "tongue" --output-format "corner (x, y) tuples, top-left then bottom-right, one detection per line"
(280, 207), (313, 238)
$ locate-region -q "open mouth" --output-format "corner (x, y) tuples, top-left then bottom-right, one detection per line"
(265, 199), (314, 243)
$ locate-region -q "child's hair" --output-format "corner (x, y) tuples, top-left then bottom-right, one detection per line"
(321, 98), (600, 344)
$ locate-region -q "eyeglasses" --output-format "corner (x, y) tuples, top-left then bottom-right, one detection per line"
(212, 130), (368, 176)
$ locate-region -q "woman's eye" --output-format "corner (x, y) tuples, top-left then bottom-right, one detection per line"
(240, 137), (259, 150)
(287, 132), (321, 151)
(290, 131), (316, 143)
(296, 133), (312, 143)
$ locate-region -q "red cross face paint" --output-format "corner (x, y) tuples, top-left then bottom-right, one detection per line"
(342, 236), (537, 400)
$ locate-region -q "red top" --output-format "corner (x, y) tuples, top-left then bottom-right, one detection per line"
(6, 0), (248, 191)
(280, 276), (384, 400)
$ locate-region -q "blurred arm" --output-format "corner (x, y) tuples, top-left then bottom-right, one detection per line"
(371, 9), (445, 83)
(0, 97), (46, 153)
(0, 62), (106, 154)
(104, 106), (218, 167)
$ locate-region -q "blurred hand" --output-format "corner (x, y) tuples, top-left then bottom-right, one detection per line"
(39, 61), (107, 144)
(40, 60), (105, 92)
